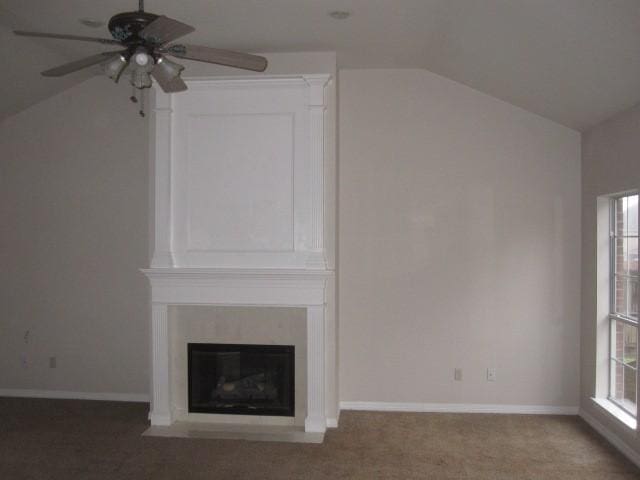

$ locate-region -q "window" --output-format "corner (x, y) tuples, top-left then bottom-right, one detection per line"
(609, 193), (639, 418)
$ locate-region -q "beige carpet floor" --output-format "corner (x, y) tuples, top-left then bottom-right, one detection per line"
(0, 397), (638, 479)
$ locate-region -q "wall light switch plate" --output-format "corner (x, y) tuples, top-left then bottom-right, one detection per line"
(49, 356), (57, 369)
(487, 368), (496, 382)
(454, 368), (463, 381)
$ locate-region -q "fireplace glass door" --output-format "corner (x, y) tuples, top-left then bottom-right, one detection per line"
(188, 343), (295, 417)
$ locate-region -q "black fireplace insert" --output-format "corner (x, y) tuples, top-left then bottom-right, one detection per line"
(188, 343), (295, 417)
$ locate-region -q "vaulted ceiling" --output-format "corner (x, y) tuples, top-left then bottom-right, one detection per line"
(2, 0), (640, 130)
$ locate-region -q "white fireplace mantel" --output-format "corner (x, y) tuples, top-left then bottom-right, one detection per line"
(143, 268), (332, 433)
(142, 74), (336, 435)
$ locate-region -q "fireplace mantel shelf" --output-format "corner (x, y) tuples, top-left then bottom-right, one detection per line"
(142, 268), (334, 281)
(142, 268), (332, 308)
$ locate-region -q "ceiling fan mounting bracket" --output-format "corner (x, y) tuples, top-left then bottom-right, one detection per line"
(108, 11), (159, 45)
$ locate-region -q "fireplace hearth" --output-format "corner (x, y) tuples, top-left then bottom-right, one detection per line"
(188, 343), (295, 417)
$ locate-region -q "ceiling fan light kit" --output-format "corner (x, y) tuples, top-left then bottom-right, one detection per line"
(13, 0), (268, 115)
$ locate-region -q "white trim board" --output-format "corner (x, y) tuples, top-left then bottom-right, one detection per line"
(0, 389), (149, 403)
(579, 408), (640, 469)
(340, 401), (579, 415)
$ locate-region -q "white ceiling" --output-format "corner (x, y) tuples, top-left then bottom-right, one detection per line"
(2, 0), (640, 130)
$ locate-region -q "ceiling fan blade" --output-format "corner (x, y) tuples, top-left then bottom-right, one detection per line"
(41, 51), (127, 77)
(151, 67), (188, 93)
(14, 30), (120, 45)
(164, 44), (267, 72)
(139, 16), (195, 44)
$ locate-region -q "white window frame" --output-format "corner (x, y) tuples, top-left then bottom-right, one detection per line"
(607, 193), (639, 419)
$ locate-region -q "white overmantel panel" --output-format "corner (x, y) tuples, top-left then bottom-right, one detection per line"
(150, 75), (331, 270)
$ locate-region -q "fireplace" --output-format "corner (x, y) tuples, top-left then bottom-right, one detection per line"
(188, 343), (295, 417)
(143, 75), (336, 434)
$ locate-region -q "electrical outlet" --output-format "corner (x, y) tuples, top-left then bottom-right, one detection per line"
(49, 357), (57, 369)
(454, 368), (463, 381)
(487, 368), (496, 382)
(21, 355), (28, 368)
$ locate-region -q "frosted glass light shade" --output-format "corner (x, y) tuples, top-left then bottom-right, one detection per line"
(131, 70), (152, 89)
(102, 54), (128, 81)
(156, 56), (184, 79)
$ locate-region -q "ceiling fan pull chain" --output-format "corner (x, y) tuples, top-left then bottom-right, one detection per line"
(130, 84), (138, 104)
(139, 89), (146, 118)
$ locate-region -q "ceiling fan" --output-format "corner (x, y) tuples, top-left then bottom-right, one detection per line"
(13, 0), (268, 111)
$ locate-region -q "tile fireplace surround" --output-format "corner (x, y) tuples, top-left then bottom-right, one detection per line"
(142, 74), (336, 438)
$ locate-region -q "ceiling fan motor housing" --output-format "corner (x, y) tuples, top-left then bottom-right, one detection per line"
(108, 11), (159, 45)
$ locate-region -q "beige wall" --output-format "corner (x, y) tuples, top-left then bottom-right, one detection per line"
(0, 77), (150, 395)
(338, 69), (581, 407)
(1, 62), (582, 413)
(581, 102), (640, 456)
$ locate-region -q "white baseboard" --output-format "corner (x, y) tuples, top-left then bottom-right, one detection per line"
(340, 401), (579, 415)
(326, 417), (338, 428)
(0, 388), (149, 403)
(579, 408), (640, 468)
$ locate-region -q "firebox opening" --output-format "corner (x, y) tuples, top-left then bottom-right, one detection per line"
(188, 343), (295, 417)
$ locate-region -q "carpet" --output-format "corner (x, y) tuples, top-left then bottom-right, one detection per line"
(0, 397), (637, 479)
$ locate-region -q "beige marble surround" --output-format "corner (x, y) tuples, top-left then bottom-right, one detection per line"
(169, 305), (307, 427)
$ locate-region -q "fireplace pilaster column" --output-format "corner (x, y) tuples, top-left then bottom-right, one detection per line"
(149, 303), (172, 426)
(305, 305), (326, 432)
(149, 89), (174, 268)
